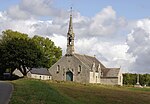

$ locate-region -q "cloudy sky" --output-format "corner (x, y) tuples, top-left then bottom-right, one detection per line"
(0, 0), (150, 73)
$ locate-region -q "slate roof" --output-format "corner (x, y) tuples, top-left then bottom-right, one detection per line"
(74, 53), (105, 69)
(74, 53), (120, 77)
(102, 68), (120, 77)
(30, 68), (51, 76)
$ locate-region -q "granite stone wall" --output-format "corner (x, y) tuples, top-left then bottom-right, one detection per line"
(49, 55), (90, 83)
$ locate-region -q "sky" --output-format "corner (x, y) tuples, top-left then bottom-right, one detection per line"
(0, 0), (150, 73)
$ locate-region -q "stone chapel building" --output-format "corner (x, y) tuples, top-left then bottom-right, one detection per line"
(49, 12), (123, 85)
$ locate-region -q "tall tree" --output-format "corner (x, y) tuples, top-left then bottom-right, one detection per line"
(0, 30), (62, 76)
(0, 30), (44, 76)
(32, 35), (62, 68)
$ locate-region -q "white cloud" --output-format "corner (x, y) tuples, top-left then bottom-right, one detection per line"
(0, 13), (37, 36)
(48, 34), (66, 54)
(7, 5), (30, 19)
(127, 18), (150, 73)
(137, 19), (150, 33)
(7, 0), (67, 19)
(89, 6), (127, 38)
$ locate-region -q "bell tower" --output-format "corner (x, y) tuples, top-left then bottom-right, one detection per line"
(66, 7), (75, 55)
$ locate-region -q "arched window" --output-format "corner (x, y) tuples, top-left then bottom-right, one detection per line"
(57, 65), (60, 73)
(78, 65), (82, 74)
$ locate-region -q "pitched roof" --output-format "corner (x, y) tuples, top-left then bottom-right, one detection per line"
(30, 68), (51, 76)
(102, 68), (120, 77)
(74, 53), (120, 77)
(74, 53), (106, 69)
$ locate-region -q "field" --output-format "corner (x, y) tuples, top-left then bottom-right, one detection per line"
(10, 78), (150, 104)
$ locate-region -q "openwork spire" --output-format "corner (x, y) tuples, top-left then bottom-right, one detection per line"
(68, 7), (73, 34)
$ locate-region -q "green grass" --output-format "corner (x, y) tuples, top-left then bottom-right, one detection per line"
(126, 87), (150, 92)
(10, 78), (150, 104)
(9, 79), (77, 104)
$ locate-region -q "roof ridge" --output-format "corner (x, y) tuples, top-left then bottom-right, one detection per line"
(74, 53), (94, 57)
(107, 68), (120, 69)
(84, 54), (95, 58)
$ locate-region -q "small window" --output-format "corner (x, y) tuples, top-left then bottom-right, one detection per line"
(57, 65), (60, 73)
(78, 65), (82, 74)
(101, 72), (103, 77)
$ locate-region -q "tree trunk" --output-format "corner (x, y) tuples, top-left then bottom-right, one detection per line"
(18, 65), (26, 76)
(22, 65), (27, 76)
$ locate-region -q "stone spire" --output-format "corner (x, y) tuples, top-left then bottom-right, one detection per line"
(66, 7), (75, 55)
(68, 7), (73, 34)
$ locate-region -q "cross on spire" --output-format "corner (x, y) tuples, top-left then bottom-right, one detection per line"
(70, 7), (72, 16)
(66, 7), (75, 55)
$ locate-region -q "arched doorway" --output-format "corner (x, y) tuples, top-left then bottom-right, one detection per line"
(66, 71), (73, 81)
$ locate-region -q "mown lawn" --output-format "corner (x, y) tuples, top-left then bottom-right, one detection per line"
(10, 78), (150, 104)
(9, 78), (77, 104)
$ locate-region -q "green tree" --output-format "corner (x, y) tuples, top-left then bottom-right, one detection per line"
(32, 35), (62, 68)
(123, 73), (130, 85)
(140, 74), (150, 86)
(0, 30), (44, 76)
(123, 73), (137, 85)
(0, 30), (62, 76)
(123, 73), (150, 86)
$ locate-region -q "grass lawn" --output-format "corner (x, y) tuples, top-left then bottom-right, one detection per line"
(10, 78), (150, 104)
(9, 78), (77, 104)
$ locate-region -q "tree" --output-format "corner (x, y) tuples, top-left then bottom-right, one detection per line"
(0, 30), (62, 76)
(140, 74), (150, 86)
(0, 30), (44, 76)
(123, 73), (150, 86)
(123, 73), (131, 85)
(123, 73), (137, 85)
(32, 35), (62, 68)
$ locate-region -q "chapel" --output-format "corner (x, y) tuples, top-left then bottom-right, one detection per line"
(49, 10), (123, 85)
